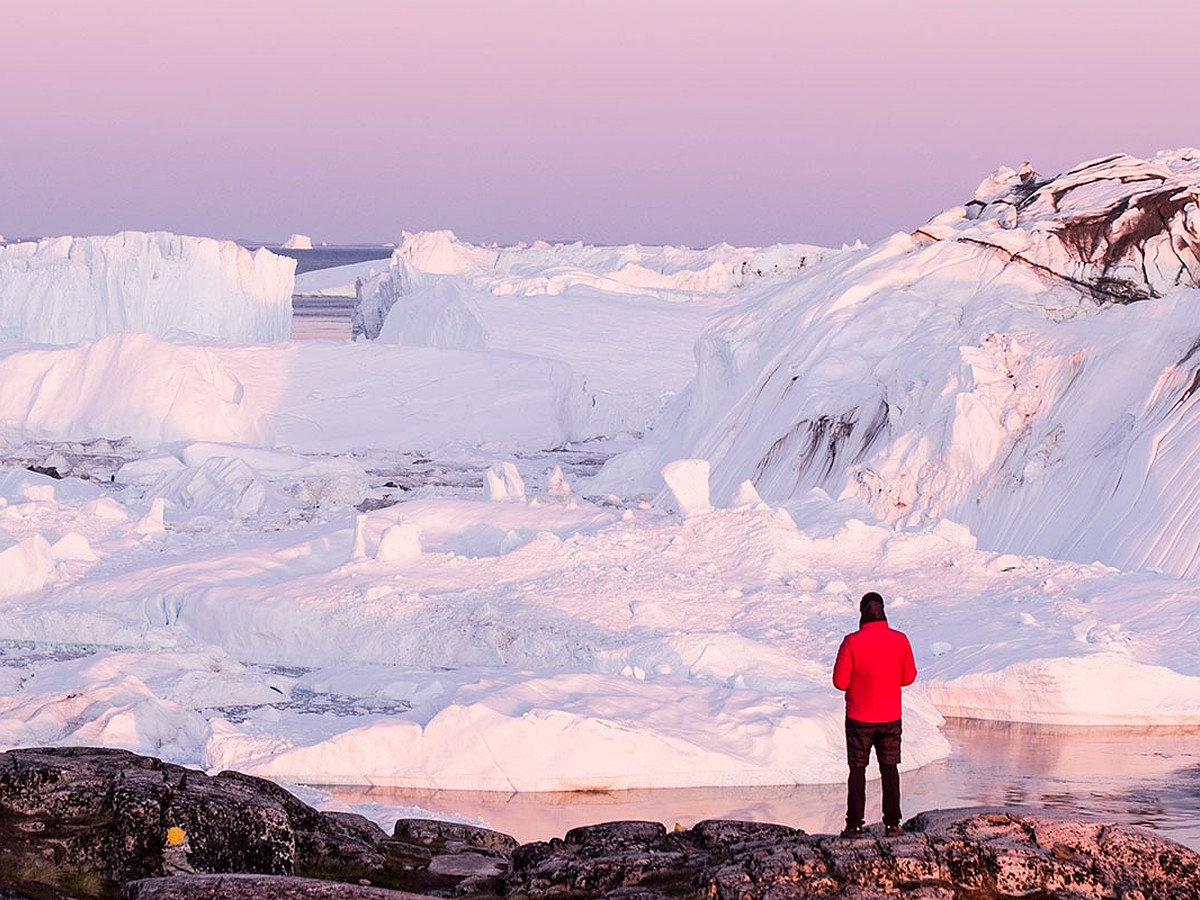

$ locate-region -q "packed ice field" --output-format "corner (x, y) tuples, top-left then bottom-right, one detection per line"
(1, 151), (1199, 814)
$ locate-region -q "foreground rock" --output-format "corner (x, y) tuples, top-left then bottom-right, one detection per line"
(0, 747), (513, 898)
(0, 747), (1197, 898)
(123, 875), (428, 899)
(510, 813), (1200, 899)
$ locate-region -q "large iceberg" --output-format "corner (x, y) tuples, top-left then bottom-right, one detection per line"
(595, 150), (1200, 577)
(0, 231), (295, 344)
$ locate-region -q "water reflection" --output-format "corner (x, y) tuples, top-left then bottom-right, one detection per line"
(290, 297), (356, 340)
(319, 719), (1200, 851)
(905, 720), (1200, 852)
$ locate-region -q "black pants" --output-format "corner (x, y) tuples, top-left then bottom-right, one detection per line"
(844, 717), (902, 828)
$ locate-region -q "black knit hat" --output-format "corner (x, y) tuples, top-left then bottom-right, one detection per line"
(859, 591), (886, 625)
(859, 591), (884, 612)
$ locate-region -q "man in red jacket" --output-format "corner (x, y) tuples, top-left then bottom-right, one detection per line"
(832, 591), (917, 838)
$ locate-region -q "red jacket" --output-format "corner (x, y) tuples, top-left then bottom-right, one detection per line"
(832, 621), (917, 722)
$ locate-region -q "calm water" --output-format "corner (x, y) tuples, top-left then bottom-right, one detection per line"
(285, 248), (391, 340)
(291, 296), (356, 340)
(320, 720), (1200, 851)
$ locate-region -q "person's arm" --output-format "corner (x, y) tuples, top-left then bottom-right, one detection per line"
(900, 635), (917, 686)
(832, 637), (852, 691)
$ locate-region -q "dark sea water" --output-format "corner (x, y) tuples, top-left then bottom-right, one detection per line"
(321, 721), (1200, 851)
(273, 245), (392, 340)
(251, 245), (393, 276)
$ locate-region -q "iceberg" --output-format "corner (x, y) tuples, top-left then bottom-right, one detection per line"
(597, 150), (1200, 577)
(281, 233), (314, 250)
(0, 231), (295, 344)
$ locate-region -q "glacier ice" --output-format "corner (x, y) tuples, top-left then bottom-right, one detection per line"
(600, 150), (1200, 577)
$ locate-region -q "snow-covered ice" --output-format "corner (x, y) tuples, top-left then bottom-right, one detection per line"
(2, 153), (1200, 818)
(597, 150), (1200, 577)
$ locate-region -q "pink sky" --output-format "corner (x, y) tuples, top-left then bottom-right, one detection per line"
(2, 0), (1197, 248)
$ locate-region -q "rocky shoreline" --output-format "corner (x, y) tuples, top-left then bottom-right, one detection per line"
(0, 747), (1195, 899)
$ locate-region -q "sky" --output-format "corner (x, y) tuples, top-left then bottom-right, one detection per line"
(2, 0), (1198, 249)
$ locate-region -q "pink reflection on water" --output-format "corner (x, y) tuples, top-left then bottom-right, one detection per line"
(318, 720), (1200, 851)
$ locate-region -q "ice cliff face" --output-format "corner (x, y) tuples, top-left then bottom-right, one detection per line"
(607, 150), (1200, 577)
(352, 255), (489, 347)
(0, 232), (295, 344)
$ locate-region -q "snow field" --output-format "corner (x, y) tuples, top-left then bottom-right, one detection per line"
(2, 451), (1199, 792)
(0, 335), (665, 454)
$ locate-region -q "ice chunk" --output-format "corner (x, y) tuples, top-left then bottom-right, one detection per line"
(352, 514), (370, 560)
(370, 270), (489, 349)
(376, 521), (422, 564)
(148, 457), (272, 521)
(484, 462), (526, 502)
(0, 535), (55, 599)
(23, 483), (55, 502)
(731, 479), (764, 509)
(546, 465), (572, 498)
(81, 497), (128, 522)
(661, 458), (712, 518)
(135, 497), (166, 538)
(51, 532), (98, 562)
(0, 332), (271, 447)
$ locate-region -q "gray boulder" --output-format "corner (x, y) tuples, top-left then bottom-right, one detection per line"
(0, 747), (512, 897)
(123, 874), (431, 899)
(508, 811), (1200, 898)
